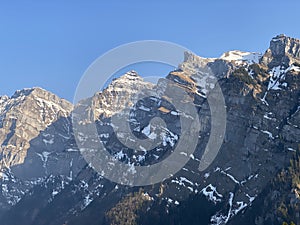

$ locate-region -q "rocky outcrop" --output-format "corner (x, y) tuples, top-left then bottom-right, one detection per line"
(0, 88), (73, 169)
(90, 70), (154, 119)
(261, 34), (300, 68)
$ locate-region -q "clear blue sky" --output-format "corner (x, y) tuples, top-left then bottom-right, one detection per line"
(1, 1), (300, 102)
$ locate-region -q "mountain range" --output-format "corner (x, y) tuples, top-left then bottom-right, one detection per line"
(0, 34), (299, 225)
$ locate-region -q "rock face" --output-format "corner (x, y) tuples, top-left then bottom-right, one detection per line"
(91, 70), (154, 118)
(0, 35), (299, 225)
(0, 88), (73, 169)
(261, 34), (300, 68)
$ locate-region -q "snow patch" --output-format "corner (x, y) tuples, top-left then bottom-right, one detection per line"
(260, 130), (274, 139)
(201, 184), (223, 204)
(220, 50), (262, 64)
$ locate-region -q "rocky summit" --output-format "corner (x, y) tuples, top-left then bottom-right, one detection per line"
(0, 35), (299, 225)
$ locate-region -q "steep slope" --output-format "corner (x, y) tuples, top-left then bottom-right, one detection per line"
(66, 35), (300, 225)
(0, 88), (78, 215)
(91, 70), (154, 118)
(0, 34), (299, 225)
(0, 88), (73, 169)
(261, 34), (300, 68)
(0, 72), (156, 224)
(129, 34), (300, 225)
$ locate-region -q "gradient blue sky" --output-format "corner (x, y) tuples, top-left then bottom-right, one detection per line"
(1, 1), (300, 102)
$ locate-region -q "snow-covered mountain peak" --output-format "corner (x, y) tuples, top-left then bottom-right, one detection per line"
(88, 71), (154, 118)
(9, 87), (72, 111)
(114, 69), (141, 80)
(0, 86), (73, 170)
(220, 50), (262, 64)
(123, 70), (139, 77)
(11, 87), (51, 98)
(106, 70), (150, 91)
